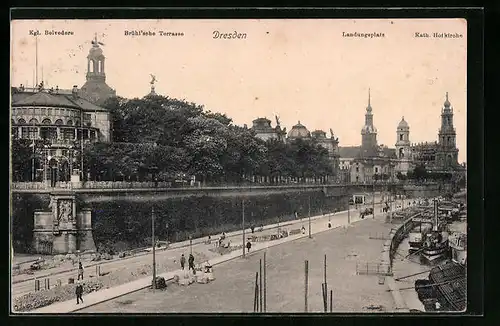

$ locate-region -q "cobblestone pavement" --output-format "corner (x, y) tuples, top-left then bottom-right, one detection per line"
(79, 208), (397, 313)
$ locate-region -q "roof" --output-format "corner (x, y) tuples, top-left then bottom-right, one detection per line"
(382, 147), (397, 158)
(311, 130), (327, 138)
(338, 146), (361, 158)
(428, 262), (466, 311)
(67, 95), (109, 112)
(398, 117), (409, 129)
(11, 88), (108, 112)
(13, 91), (81, 109)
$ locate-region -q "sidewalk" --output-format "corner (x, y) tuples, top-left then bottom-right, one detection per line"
(27, 206), (377, 314)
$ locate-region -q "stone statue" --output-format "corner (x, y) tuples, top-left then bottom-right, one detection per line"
(150, 74), (157, 85)
(57, 200), (73, 223)
(275, 115), (281, 127)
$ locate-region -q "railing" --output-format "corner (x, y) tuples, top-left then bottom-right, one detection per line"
(9, 180), (438, 191)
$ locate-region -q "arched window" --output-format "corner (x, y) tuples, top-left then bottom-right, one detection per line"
(55, 119), (63, 125)
(67, 120), (73, 126)
(400, 134), (403, 141)
(42, 118), (52, 125)
(29, 118), (39, 125)
(98, 60), (102, 73)
(18, 118), (26, 124)
(399, 148), (404, 158)
(89, 59), (94, 73)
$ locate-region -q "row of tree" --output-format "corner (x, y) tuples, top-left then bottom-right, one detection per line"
(11, 94), (336, 184)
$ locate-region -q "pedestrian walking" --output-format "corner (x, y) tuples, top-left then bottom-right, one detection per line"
(251, 225), (255, 234)
(188, 253), (195, 271)
(180, 254), (186, 270)
(246, 240), (252, 253)
(301, 226), (306, 234)
(75, 281), (84, 304)
(77, 262), (84, 280)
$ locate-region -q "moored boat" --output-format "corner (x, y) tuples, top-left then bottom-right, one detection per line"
(408, 232), (423, 253)
(448, 232), (467, 265)
(421, 199), (449, 264)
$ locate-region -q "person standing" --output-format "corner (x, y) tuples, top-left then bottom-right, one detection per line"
(246, 240), (252, 253)
(75, 281), (84, 304)
(77, 262), (84, 280)
(188, 253), (195, 271)
(180, 254), (186, 270)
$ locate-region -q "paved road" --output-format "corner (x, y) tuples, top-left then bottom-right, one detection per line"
(79, 205), (398, 313)
(12, 200), (387, 299)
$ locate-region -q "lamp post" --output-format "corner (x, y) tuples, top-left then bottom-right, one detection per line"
(151, 206), (156, 290)
(189, 235), (193, 255)
(347, 196), (351, 224)
(242, 199), (245, 258)
(372, 179), (375, 219)
(308, 195), (312, 239)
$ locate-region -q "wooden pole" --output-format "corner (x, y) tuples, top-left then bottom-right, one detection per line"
(242, 199), (245, 258)
(324, 254), (328, 312)
(254, 272), (258, 312)
(304, 260), (309, 312)
(259, 259), (263, 312)
(263, 252), (267, 312)
(322, 283), (327, 312)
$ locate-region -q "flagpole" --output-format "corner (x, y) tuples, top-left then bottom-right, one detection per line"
(35, 36), (38, 87)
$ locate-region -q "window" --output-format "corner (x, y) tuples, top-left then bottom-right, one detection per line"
(375, 167), (378, 173)
(41, 108), (46, 115)
(47, 108), (52, 115)
(42, 118), (52, 125)
(356, 167), (359, 173)
(28, 127), (38, 139)
(400, 134), (403, 141)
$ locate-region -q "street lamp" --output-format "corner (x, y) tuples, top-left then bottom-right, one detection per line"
(189, 235), (193, 255)
(308, 195), (312, 239)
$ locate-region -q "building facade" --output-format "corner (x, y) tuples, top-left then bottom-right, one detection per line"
(250, 117), (287, 142)
(337, 91), (462, 183)
(10, 35), (113, 183)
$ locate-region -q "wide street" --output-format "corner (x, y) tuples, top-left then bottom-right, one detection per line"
(12, 196), (388, 301)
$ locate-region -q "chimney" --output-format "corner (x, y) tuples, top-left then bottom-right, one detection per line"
(72, 85), (78, 99)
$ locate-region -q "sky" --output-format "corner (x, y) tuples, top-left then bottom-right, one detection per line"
(11, 19), (467, 163)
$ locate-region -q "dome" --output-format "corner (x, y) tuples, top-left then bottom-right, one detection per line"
(398, 116), (409, 129)
(288, 121), (311, 139)
(88, 45), (103, 57)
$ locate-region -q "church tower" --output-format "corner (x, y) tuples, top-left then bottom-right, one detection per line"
(395, 116), (412, 174)
(360, 89), (378, 157)
(436, 92), (459, 169)
(79, 34), (116, 106)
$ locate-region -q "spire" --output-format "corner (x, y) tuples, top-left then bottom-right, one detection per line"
(444, 92), (451, 107)
(366, 88), (372, 112)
